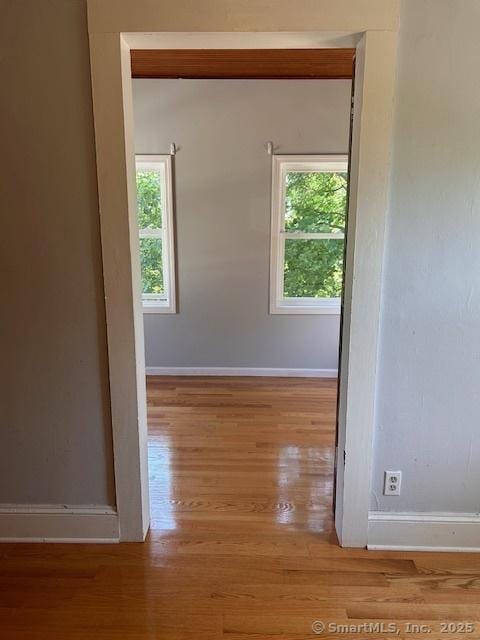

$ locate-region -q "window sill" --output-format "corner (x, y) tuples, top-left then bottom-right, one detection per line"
(142, 302), (176, 314)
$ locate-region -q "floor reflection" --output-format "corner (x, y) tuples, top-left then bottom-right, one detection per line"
(148, 433), (176, 531)
(146, 376), (337, 537)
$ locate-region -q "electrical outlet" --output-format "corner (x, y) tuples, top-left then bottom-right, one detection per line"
(384, 470), (402, 496)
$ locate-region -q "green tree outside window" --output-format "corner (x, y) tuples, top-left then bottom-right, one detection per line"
(136, 171), (165, 296)
(284, 171), (347, 299)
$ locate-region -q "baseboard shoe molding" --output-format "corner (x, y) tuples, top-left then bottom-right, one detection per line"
(368, 511), (480, 552)
(0, 504), (119, 543)
(146, 366), (338, 378)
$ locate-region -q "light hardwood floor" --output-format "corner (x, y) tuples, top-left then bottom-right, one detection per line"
(1, 376), (480, 639)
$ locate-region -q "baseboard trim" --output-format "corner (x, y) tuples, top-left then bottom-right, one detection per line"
(145, 366), (338, 378)
(368, 511), (480, 552)
(0, 504), (119, 543)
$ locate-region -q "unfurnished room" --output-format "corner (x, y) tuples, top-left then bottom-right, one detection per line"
(2, 1), (480, 638)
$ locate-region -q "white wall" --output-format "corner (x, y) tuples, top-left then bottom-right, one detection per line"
(372, 0), (480, 513)
(133, 79), (351, 370)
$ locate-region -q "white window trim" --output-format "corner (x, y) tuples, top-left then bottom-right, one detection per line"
(136, 154), (176, 314)
(269, 154), (348, 315)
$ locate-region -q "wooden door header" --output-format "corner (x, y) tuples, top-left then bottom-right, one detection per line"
(131, 49), (354, 79)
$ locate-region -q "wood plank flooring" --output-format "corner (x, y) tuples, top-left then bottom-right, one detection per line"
(1, 376), (480, 639)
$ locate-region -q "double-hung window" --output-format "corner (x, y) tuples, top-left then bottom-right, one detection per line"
(269, 155), (348, 314)
(135, 155), (176, 313)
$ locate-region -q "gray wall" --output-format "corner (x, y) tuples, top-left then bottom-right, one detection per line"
(371, 0), (480, 513)
(2, 0), (479, 519)
(0, 0), (115, 506)
(133, 79), (351, 370)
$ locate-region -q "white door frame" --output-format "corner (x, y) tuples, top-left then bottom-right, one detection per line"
(87, 0), (399, 544)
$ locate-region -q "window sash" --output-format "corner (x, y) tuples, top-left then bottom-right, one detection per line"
(143, 292), (167, 301)
(281, 231), (344, 240)
(139, 228), (163, 239)
(270, 154), (348, 315)
(278, 236), (344, 306)
(136, 155), (176, 313)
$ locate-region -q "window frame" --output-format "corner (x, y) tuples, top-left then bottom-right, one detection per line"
(269, 154), (348, 315)
(136, 154), (176, 314)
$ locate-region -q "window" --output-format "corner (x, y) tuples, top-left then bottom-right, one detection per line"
(135, 155), (176, 313)
(269, 155), (348, 314)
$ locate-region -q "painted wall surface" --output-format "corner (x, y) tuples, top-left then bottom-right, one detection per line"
(0, 0), (115, 506)
(372, 0), (480, 512)
(133, 79), (351, 369)
(3, 0), (477, 521)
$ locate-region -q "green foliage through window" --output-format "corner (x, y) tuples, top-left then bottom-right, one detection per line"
(136, 171), (162, 228)
(284, 238), (343, 298)
(139, 238), (164, 295)
(283, 171), (347, 299)
(136, 169), (165, 297)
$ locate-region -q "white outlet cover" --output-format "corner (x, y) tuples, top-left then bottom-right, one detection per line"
(384, 470), (402, 496)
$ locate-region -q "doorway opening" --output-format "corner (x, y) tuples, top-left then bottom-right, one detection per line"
(130, 50), (353, 538)
(88, 22), (398, 545)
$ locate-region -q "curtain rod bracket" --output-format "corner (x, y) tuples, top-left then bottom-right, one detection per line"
(170, 143), (177, 156)
(265, 141), (274, 156)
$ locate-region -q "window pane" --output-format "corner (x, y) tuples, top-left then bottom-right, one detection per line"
(139, 238), (164, 296)
(136, 171), (162, 228)
(284, 238), (343, 298)
(284, 171), (347, 233)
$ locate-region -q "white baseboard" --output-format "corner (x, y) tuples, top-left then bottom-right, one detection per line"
(368, 511), (480, 552)
(0, 504), (119, 543)
(145, 366), (338, 378)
